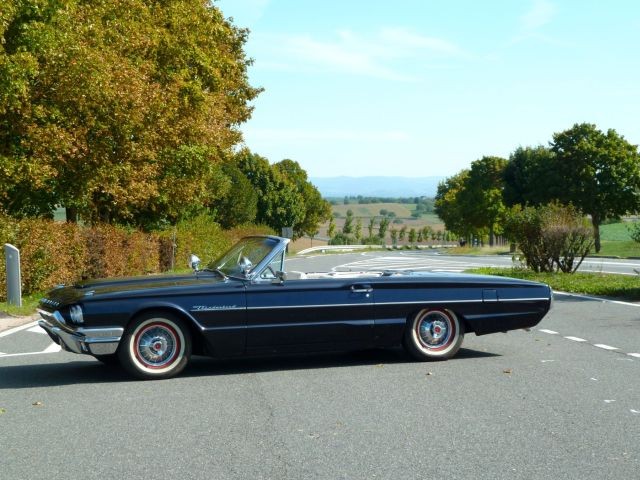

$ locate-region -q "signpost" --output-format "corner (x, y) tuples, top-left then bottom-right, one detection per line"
(4, 244), (22, 307)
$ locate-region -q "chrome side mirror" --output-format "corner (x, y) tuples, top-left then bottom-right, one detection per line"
(189, 254), (201, 272)
(272, 271), (287, 285)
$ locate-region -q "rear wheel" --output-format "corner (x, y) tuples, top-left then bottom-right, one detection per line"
(403, 308), (464, 360)
(118, 312), (191, 380)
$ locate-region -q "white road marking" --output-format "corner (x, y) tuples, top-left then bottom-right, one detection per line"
(553, 291), (640, 308)
(594, 344), (619, 351)
(564, 336), (587, 342)
(43, 343), (62, 353)
(539, 329), (559, 335)
(0, 321), (38, 338)
(0, 342), (62, 358)
(627, 353), (640, 358)
(604, 400), (616, 404)
(540, 359), (555, 363)
(631, 410), (640, 414)
(27, 326), (46, 334)
(590, 378), (598, 381)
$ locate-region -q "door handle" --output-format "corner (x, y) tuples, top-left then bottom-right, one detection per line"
(351, 285), (373, 293)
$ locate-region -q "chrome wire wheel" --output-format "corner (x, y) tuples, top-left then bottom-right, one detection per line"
(416, 310), (455, 351)
(404, 308), (464, 360)
(120, 314), (191, 379)
(134, 322), (180, 369)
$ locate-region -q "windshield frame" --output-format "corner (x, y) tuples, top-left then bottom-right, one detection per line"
(207, 236), (290, 280)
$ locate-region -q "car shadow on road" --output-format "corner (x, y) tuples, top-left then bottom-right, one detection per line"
(0, 348), (499, 389)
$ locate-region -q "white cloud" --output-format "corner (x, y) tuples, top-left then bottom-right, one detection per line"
(252, 28), (465, 81)
(520, 0), (557, 31)
(245, 128), (410, 142)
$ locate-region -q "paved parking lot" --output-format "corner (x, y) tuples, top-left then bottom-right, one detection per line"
(1, 252), (638, 480)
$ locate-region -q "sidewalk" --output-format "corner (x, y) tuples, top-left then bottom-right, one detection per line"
(0, 313), (38, 334)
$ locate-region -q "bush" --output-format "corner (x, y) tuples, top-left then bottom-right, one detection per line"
(329, 232), (356, 245)
(0, 213), (272, 300)
(503, 203), (593, 273)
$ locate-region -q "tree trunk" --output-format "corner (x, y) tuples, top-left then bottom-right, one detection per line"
(592, 216), (601, 253)
(66, 207), (78, 223)
(489, 225), (495, 247)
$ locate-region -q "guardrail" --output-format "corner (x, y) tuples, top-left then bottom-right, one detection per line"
(296, 244), (457, 255)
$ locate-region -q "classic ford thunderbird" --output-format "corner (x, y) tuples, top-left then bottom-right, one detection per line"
(38, 236), (552, 379)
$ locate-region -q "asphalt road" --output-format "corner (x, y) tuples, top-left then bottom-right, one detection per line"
(1, 252), (638, 480)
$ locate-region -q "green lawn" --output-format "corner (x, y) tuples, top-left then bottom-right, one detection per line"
(0, 294), (42, 316)
(468, 267), (640, 301)
(600, 221), (636, 241)
(332, 202), (416, 218)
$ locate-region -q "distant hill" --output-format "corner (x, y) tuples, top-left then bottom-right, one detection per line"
(309, 176), (445, 198)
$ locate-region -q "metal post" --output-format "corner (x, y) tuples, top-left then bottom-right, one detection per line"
(4, 244), (22, 307)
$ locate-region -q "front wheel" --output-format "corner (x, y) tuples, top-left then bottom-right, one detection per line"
(118, 313), (192, 380)
(403, 308), (464, 360)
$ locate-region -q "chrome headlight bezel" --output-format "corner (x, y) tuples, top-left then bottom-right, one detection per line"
(69, 305), (84, 325)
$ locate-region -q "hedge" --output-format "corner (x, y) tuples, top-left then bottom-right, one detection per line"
(0, 214), (272, 300)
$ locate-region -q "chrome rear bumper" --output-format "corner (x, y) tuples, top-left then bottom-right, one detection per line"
(38, 309), (124, 356)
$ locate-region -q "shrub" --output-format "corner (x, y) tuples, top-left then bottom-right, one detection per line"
(0, 213), (273, 300)
(503, 203), (593, 273)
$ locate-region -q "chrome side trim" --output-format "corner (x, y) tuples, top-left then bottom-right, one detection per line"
(244, 297), (549, 311)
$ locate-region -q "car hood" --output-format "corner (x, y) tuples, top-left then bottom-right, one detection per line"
(42, 271), (228, 308)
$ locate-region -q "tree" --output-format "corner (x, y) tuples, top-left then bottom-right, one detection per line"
(354, 218), (362, 241)
(342, 209), (354, 234)
(503, 146), (556, 207)
(274, 159), (331, 238)
(0, 1), (260, 227)
(368, 217), (376, 238)
(237, 151), (305, 234)
(434, 170), (473, 238)
(399, 225), (407, 241)
(211, 161), (257, 229)
(378, 217), (390, 240)
(548, 123), (640, 252)
(390, 228), (398, 246)
(327, 216), (336, 239)
(408, 228), (417, 244)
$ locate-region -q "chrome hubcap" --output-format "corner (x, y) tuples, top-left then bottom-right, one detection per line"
(418, 313), (451, 348)
(137, 326), (176, 367)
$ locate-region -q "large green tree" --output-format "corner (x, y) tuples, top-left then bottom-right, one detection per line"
(236, 150), (305, 235)
(0, 0), (260, 227)
(549, 123), (640, 252)
(275, 159), (331, 238)
(503, 146), (556, 207)
(434, 170), (472, 238)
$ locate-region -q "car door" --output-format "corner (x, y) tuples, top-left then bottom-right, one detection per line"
(244, 278), (375, 354)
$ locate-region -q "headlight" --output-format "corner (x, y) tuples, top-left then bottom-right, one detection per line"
(69, 305), (84, 324)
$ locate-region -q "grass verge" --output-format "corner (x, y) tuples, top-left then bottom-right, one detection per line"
(468, 267), (640, 301)
(0, 294), (43, 316)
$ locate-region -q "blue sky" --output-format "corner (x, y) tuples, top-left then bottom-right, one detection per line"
(216, 0), (640, 178)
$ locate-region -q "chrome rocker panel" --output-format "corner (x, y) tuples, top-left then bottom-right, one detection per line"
(38, 309), (124, 356)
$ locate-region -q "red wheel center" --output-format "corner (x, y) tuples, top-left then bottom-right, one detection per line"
(154, 342), (162, 351)
(434, 326), (442, 334)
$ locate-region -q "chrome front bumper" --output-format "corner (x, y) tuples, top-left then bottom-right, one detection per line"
(38, 309), (124, 356)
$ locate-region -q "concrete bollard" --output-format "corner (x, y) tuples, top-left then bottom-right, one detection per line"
(4, 244), (22, 307)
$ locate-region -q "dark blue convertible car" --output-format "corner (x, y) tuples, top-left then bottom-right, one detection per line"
(38, 236), (552, 379)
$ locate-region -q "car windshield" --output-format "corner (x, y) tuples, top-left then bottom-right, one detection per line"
(208, 237), (279, 278)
